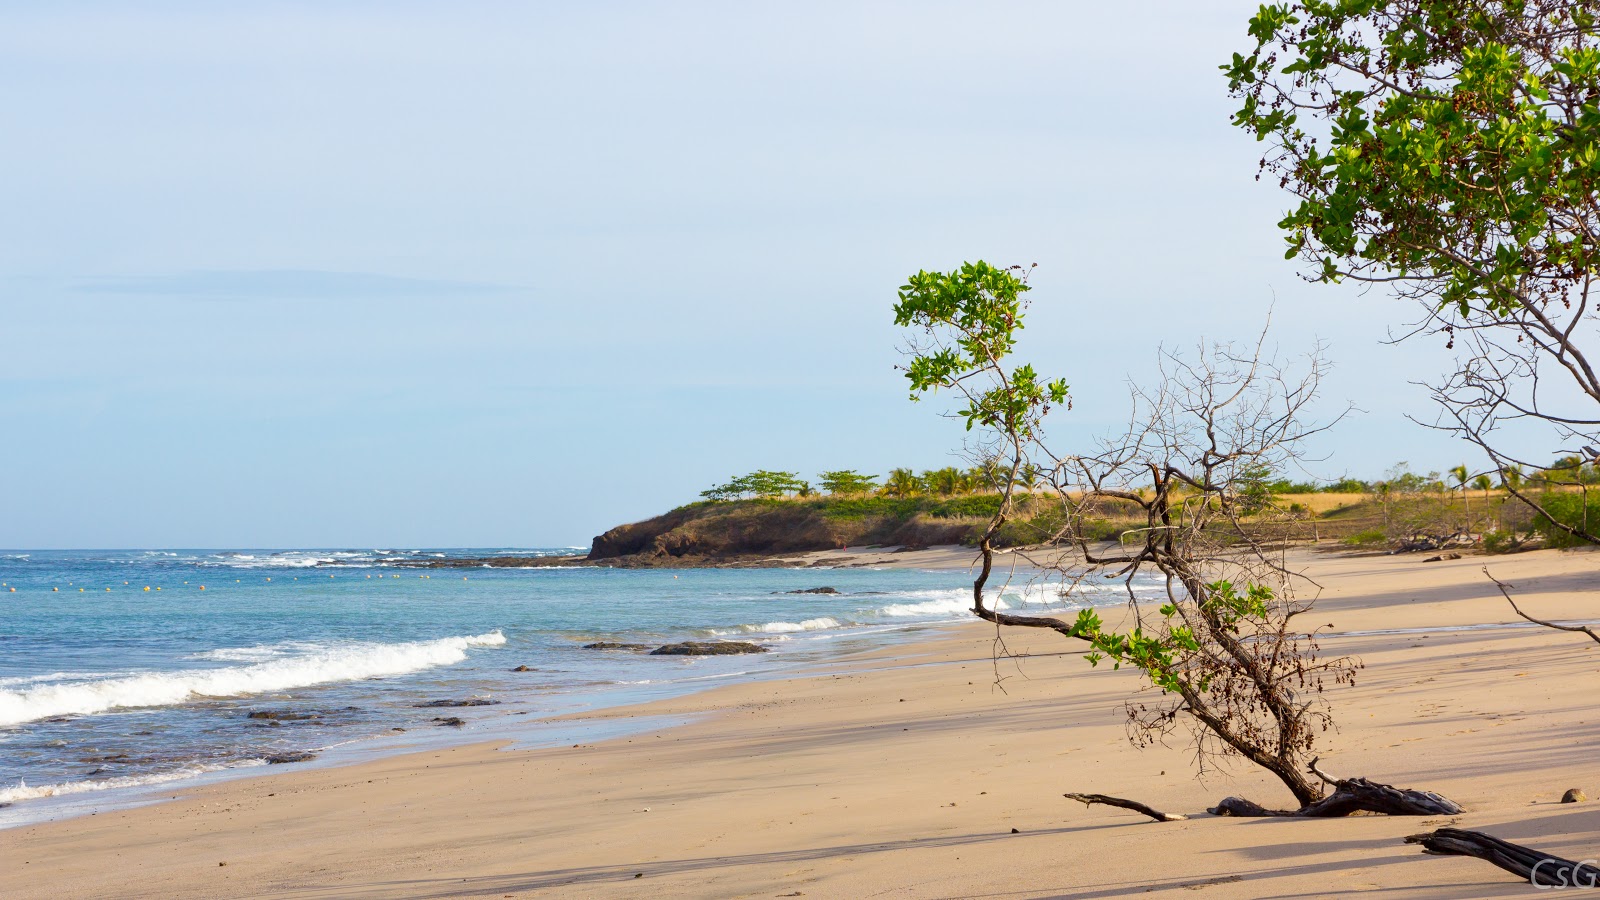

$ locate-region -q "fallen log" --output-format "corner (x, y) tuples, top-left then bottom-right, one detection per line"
(1063, 793), (1186, 823)
(1406, 828), (1600, 888)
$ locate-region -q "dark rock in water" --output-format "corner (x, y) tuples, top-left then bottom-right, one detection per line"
(1563, 788), (1588, 803)
(649, 641), (769, 656)
(86, 767), (106, 776)
(582, 642), (652, 651)
(510, 665), (532, 671)
(265, 752), (317, 765)
(784, 587), (839, 595)
(247, 710), (318, 721)
(413, 698), (498, 708)
(433, 717), (467, 727)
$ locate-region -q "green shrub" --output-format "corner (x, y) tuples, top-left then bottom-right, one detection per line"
(1528, 491), (1600, 548)
(1482, 529), (1527, 554)
(1342, 528), (1386, 546)
(927, 494), (1008, 519)
(817, 497), (924, 521)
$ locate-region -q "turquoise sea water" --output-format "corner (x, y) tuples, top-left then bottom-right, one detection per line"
(0, 548), (1144, 826)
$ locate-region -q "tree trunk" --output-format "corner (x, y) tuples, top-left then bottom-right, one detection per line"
(1210, 776), (1463, 818)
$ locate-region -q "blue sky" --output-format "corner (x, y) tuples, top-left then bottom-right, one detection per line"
(2, 2), (1474, 548)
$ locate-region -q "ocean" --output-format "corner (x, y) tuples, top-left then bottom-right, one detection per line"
(0, 548), (1140, 827)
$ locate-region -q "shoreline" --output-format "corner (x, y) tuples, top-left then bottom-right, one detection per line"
(0, 546), (991, 828)
(7, 547), (1600, 898)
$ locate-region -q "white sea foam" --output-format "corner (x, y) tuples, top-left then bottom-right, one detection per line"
(878, 594), (978, 618)
(0, 759), (269, 804)
(875, 583), (1079, 619)
(749, 617), (844, 634)
(0, 631), (507, 727)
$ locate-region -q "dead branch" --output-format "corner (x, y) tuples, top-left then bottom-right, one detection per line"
(1063, 792), (1187, 823)
(1485, 566), (1600, 645)
(1407, 828), (1600, 887)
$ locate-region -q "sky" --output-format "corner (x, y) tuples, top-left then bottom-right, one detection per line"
(1, 1), (1480, 548)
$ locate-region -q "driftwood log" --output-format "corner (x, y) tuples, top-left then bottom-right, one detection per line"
(1063, 793), (1186, 822)
(1407, 828), (1600, 888)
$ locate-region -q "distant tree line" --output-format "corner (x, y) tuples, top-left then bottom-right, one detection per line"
(699, 461), (1040, 503)
(699, 458), (1596, 505)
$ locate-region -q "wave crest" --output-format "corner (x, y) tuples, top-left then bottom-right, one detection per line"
(0, 631), (507, 727)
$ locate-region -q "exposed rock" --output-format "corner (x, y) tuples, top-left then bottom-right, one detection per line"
(432, 717), (467, 727)
(582, 642), (652, 651)
(783, 587), (839, 595)
(510, 665), (533, 671)
(247, 710), (318, 721)
(1563, 788), (1588, 803)
(265, 751), (317, 764)
(412, 699), (498, 708)
(649, 641), (769, 656)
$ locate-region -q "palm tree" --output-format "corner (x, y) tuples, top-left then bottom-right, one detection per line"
(884, 468), (920, 499)
(922, 467), (961, 497)
(1449, 464), (1470, 532)
(1498, 465), (1525, 533)
(1501, 464), (1524, 491)
(1472, 473), (1493, 503)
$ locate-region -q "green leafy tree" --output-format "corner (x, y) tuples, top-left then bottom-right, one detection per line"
(1226, 0), (1600, 546)
(699, 470), (807, 501)
(1237, 464), (1279, 514)
(818, 470), (880, 497)
(895, 261), (1355, 809)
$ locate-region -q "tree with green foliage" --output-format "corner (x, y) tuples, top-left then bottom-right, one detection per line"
(882, 467), (920, 499)
(1450, 463), (1472, 531)
(896, 261), (1357, 809)
(699, 470), (808, 501)
(817, 469), (879, 497)
(1226, 0), (1600, 546)
(921, 466), (965, 497)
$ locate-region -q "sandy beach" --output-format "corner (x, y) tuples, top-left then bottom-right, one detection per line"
(5, 546), (1599, 899)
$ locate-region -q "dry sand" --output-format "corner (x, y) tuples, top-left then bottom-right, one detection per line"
(5, 546), (1600, 899)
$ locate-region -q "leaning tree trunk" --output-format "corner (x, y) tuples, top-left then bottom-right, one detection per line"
(1407, 828), (1600, 888)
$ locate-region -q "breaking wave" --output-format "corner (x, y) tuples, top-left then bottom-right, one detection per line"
(0, 631), (507, 727)
(0, 760), (269, 804)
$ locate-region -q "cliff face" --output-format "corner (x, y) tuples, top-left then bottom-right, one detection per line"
(586, 500), (979, 564)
